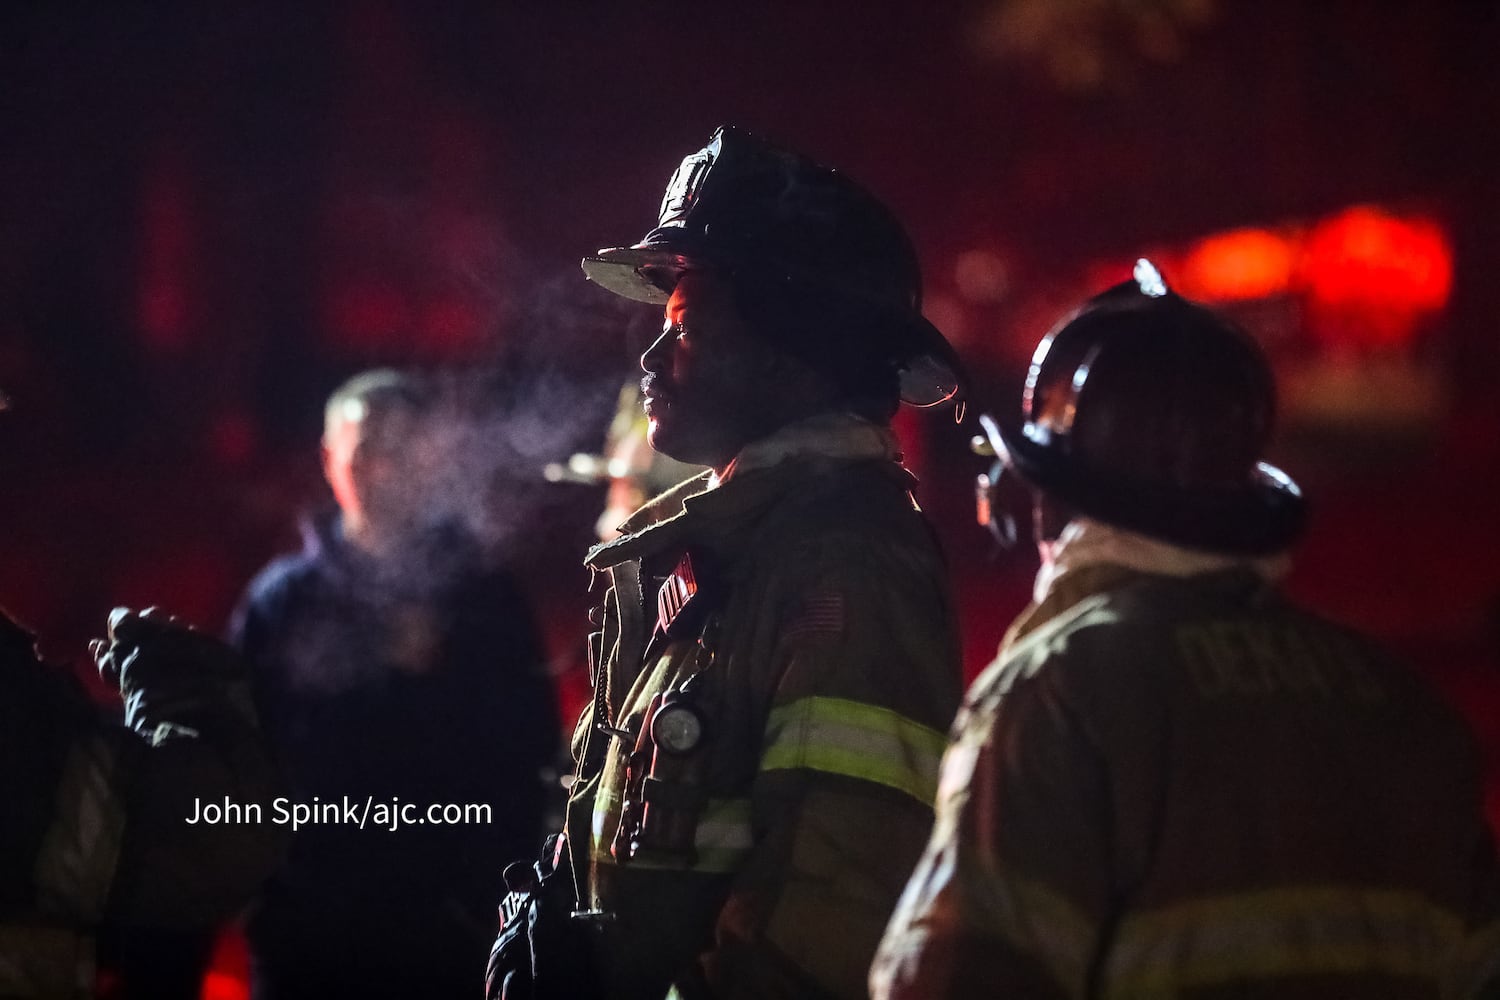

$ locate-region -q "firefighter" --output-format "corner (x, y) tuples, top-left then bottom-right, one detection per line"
(486, 126), (967, 1000)
(1, 382), (284, 997)
(1, 602), (285, 998)
(871, 261), (1500, 997)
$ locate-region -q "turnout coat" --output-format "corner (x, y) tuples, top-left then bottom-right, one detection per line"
(566, 416), (963, 1000)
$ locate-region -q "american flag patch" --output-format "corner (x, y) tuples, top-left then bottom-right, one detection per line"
(782, 592), (845, 643)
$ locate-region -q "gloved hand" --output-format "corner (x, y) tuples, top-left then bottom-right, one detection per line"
(485, 833), (601, 1000)
(92, 606), (257, 744)
(487, 845), (550, 1000)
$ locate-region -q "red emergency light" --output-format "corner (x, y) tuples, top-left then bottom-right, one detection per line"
(1161, 205), (1452, 352)
(1299, 206), (1452, 350)
(1178, 227), (1297, 303)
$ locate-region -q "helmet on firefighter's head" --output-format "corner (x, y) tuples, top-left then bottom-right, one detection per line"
(987, 259), (1305, 554)
(580, 125), (965, 408)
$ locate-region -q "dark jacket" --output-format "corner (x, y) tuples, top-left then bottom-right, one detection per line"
(1, 610), (283, 998)
(230, 513), (559, 998)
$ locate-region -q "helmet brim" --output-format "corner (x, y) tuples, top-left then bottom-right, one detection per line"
(997, 418), (1306, 554)
(581, 245), (965, 408)
(581, 246), (699, 306)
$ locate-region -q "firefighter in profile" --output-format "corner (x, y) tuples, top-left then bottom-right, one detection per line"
(486, 125), (967, 1000)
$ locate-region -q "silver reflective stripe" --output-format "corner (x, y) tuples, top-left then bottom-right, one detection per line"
(693, 798), (753, 851)
(1105, 887), (1464, 994)
(591, 790), (753, 873)
(0, 923), (94, 998)
(33, 734), (127, 922)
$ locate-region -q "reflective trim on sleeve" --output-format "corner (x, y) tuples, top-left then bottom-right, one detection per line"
(591, 791), (753, 874)
(760, 696), (948, 806)
(32, 734), (127, 922)
(963, 872), (1097, 996)
(1105, 886), (1467, 994)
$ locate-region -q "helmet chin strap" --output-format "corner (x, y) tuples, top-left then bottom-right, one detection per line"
(1033, 494), (1075, 547)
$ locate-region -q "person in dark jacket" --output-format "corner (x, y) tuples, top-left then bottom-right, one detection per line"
(230, 368), (559, 1000)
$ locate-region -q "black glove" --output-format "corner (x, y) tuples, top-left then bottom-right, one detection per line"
(92, 606), (257, 743)
(486, 833), (601, 1000)
(487, 857), (539, 1000)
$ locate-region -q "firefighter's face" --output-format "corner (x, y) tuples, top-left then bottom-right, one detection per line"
(640, 270), (783, 470)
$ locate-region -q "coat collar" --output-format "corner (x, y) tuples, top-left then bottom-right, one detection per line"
(584, 414), (910, 571)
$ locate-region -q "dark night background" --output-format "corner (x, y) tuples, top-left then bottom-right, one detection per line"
(3, 1), (1499, 992)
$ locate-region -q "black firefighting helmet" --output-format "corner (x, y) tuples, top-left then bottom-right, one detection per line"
(980, 260), (1305, 554)
(581, 126), (965, 407)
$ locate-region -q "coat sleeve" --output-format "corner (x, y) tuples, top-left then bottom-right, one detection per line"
(102, 719), (287, 928)
(6, 630), (286, 931)
(669, 534), (964, 1000)
(870, 654), (1114, 1000)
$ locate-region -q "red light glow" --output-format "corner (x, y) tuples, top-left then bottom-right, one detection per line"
(1300, 206), (1453, 349)
(323, 282), (412, 349)
(1089, 205), (1453, 354)
(1178, 228), (1297, 302)
(416, 297), (483, 351)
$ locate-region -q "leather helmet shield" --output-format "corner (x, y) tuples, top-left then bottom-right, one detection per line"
(657, 138), (719, 228)
(581, 126), (965, 406)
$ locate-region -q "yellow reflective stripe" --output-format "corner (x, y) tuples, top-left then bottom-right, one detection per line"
(1106, 886), (1466, 993)
(590, 791), (753, 874)
(590, 786), (621, 846)
(761, 696), (948, 805)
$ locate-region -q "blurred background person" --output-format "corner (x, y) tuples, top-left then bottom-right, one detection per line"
(229, 368), (559, 1000)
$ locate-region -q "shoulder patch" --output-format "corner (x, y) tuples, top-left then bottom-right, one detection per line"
(782, 591), (846, 644)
